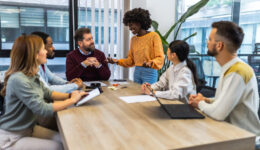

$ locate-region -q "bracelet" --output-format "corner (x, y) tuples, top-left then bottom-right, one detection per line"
(68, 93), (72, 98)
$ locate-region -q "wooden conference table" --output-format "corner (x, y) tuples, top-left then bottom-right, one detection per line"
(57, 81), (255, 150)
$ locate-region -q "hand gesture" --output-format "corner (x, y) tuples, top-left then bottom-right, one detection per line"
(107, 57), (118, 64)
(82, 58), (93, 67)
(70, 90), (88, 103)
(88, 57), (100, 68)
(142, 61), (153, 68)
(70, 78), (83, 89)
(188, 93), (206, 108)
(141, 82), (152, 95)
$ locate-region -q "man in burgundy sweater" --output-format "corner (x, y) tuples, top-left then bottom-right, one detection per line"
(66, 28), (111, 81)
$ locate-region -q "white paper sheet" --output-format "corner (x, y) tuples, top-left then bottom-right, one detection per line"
(119, 95), (156, 103)
(109, 81), (129, 85)
(83, 81), (107, 87)
(75, 88), (100, 106)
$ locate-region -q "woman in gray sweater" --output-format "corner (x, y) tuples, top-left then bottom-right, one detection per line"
(0, 35), (87, 150)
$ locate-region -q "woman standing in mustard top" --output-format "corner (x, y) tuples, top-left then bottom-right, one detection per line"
(108, 8), (164, 84)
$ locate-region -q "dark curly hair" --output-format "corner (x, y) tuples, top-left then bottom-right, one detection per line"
(123, 8), (152, 30)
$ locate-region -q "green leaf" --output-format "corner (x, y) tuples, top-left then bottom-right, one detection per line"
(162, 44), (169, 54)
(174, 22), (183, 41)
(182, 32), (197, 41)
(163, 21), (180, 40)
(151, 20), (159, 31)
(152, 20), (168, 46)
(153, 0), (208, 78)
(154, 30), (168, 46)
(195, 51), (201, 55)
(179, 0), (209, 23)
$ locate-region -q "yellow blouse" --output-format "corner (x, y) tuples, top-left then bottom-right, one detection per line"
(117, 32), (164, 70)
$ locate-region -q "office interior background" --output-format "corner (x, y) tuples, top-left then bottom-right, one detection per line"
(0, 0), (259, 96)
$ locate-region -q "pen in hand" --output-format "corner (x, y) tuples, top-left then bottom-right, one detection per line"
(143, 82), (155, 95)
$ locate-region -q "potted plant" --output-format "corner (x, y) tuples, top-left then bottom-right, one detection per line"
(152, 0), (209, 77)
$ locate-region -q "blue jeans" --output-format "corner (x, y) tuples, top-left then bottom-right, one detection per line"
(133, 66), (158, 84)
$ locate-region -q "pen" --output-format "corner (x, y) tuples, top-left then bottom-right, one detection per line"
(145, 83), (154, 95)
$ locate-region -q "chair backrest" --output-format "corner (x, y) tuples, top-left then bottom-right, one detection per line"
(189, 45), (196, 53)
(248, 55), (260, 76)
(197, 85), (216, 97)
(190, 58), (206, 84)
(254, 43), (260, 54)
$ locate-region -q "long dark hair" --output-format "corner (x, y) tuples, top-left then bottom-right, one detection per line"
(169, 40), (198, 86)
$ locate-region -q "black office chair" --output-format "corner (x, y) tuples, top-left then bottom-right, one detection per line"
(248, 54), (260, 118)
(0, 82), (4, 116)
(196, 85), (216, 98)
(190, 58), (206, 85)
(189, 45), (196, 53)
(254, 43), (260, 54)
(248, 55), (260, 96)
(248, 55), (260, 76)
(190, 58), (216, 97)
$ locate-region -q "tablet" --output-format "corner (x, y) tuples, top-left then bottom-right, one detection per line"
(75, 88), (101, 106)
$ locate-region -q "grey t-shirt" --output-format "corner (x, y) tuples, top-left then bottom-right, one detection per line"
(0, 72), (53, 131)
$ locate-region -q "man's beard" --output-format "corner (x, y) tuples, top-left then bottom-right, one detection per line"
(47, 51), (55, 59)
(207, 45), (218, 56)
(83, 44), (95, 52)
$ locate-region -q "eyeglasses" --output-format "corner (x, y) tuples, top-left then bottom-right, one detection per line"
(206, 38), (221, 43)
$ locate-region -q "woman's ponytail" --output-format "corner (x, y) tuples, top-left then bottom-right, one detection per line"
(186, 58), (199, 86)
(169, 40), (199, 86)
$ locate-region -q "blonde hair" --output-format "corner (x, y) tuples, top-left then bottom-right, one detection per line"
(1, 35), (44, 96)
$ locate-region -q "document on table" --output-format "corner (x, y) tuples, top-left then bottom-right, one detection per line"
(75, 88), (101, 106)
(83, 81), (107, 87)
(119, 95), (156, 103)
(109, 81), (129, 85)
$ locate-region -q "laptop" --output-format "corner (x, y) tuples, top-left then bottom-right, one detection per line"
(150, 89), (205, 119)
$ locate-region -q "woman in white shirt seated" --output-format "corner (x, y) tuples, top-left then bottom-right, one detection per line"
(141, 40), (198, 101)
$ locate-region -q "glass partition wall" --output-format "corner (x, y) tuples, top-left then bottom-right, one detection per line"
(77, 0), (124, 79)
(0, 0), (70, 75)
(0, 0), (124, 79)
(0, 0), (69, 50)
(177, 0), (260, 93)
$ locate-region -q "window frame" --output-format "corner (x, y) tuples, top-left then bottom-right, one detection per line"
(0, 0), (77, 57)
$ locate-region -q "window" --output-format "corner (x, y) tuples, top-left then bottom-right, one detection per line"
(239, 0), (260, 54)
(77, 0), (124, 79)
(0, 6), (20, 48)
(0, 0), (69, 51)
(177, 0), (233, 87)
(47, 9), (69, 50)
(0, 0), (70, 75)
(0, 0), (125, 80)
(178, 0), (232, 54)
